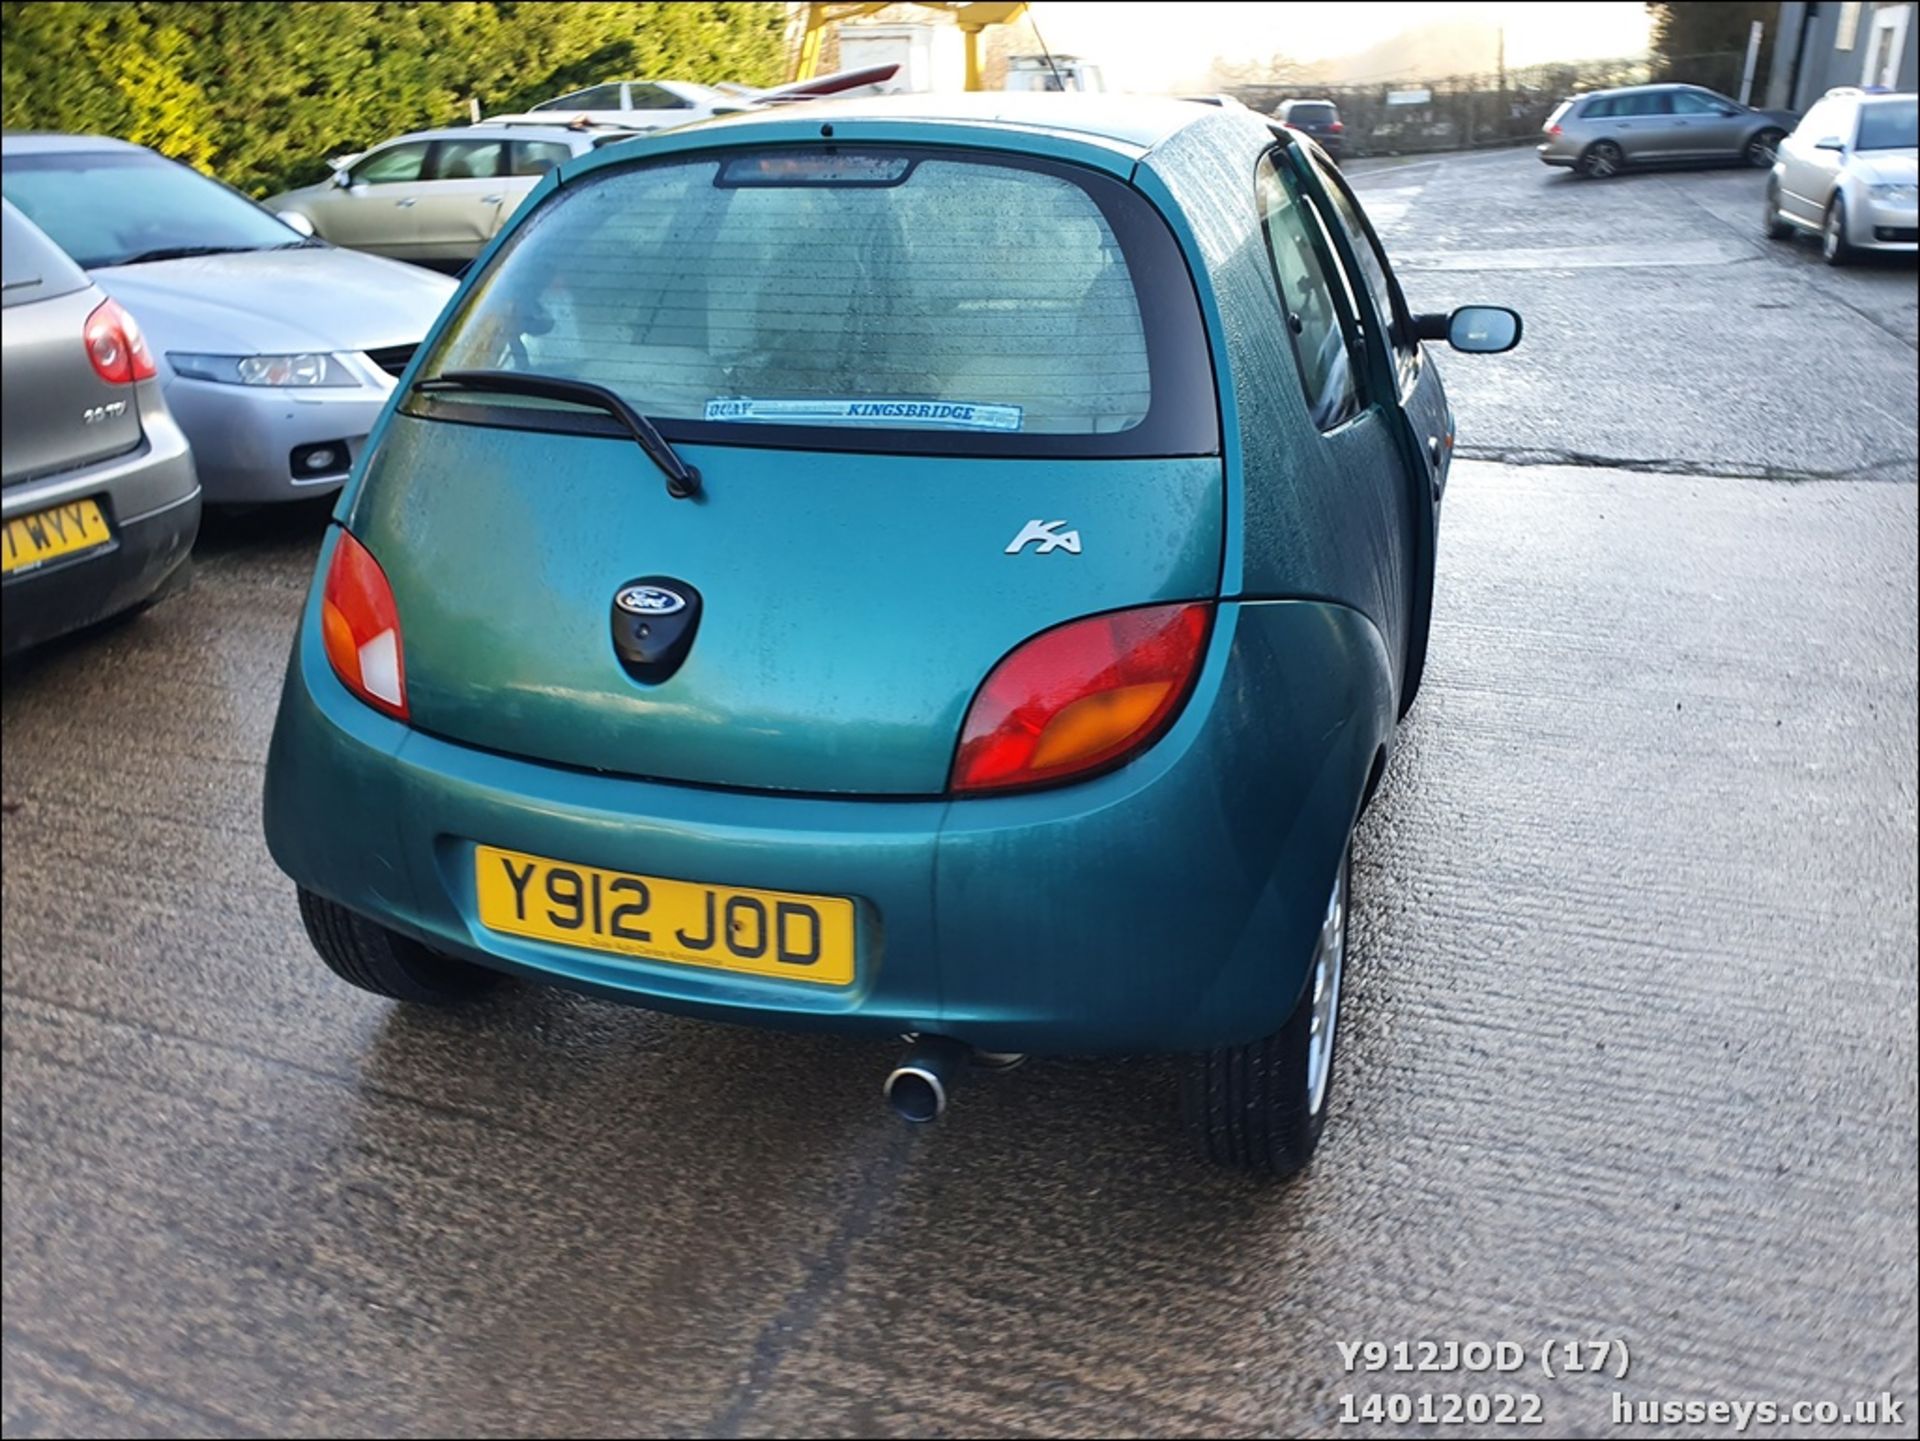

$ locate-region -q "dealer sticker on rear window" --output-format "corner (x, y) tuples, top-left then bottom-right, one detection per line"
(704, 398), (1024, 432)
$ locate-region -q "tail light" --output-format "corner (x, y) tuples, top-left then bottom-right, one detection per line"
(950, 603), (1212, 795)
(1329, 120), (1345, 134)
(321, 529), (407, 721)
(1548, 125), (1563, 136)
(84, 298), (157, 384)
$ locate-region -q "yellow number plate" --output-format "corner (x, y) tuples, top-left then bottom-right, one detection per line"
(474, 845), (855, 986)
(2, 498), (111, 576)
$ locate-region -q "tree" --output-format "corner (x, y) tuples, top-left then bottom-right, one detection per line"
(0, 2), (790, 196)
(1644, 1), (1773, 90)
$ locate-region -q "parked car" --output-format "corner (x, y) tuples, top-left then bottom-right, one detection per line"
(1538, 83), (1796, 178)
(483, 63), (904, 131)
(2, 200), (199, 655)
(262, 95), (1520, 1177)
(1, 135), (456, 503)
(1766, 88), (1918, 264)
(1272, 97), (1345, 161)
(266, 124), (640, 269)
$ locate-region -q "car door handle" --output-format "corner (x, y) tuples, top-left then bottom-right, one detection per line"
(395, 198), (416, 207)
(480, 195), (503, 205)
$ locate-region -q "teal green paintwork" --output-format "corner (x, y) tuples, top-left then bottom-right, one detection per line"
(271, 98), (1451, 1053)
(351, 417), (1220, 794)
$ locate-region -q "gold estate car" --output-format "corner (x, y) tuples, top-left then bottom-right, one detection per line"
(266, 124), (638, 268)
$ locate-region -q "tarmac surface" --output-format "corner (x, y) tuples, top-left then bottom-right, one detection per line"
(4, 146), (1916, 1437)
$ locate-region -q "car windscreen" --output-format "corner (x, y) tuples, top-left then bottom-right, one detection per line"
(410, 146), (1217, 458)
(0, 150), (303, 269)
(1287, 104), (1338, 126)
(1857, 98), (1918, 151)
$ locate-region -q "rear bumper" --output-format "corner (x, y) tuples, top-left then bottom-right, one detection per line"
(1537, 144), (1577, 168)
(2, 412), (200, 655)
(265, 571), (1397, 1054)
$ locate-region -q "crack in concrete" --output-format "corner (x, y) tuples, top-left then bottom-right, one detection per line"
(1455, 444), (1918, 483)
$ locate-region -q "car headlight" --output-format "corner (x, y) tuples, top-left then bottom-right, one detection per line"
(168, 352), (355, 386)
(1869, 182), (1919, 203)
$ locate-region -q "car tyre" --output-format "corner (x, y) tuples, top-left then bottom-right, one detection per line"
(1746, 128), (1785, 168)
(1763, 180), (1794, 240)
(1579, 140), (1624, 179)
(1822, 196), (1855, 266)
(1183, 838), (1351, 1179)
(297, 886), (500, 1003)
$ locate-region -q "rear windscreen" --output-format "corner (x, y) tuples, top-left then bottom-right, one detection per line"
(1286, 104), (1337, 126)
(412, 146), (1217, 457)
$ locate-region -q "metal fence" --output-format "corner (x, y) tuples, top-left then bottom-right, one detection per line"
(1230, 50), (1752, 159)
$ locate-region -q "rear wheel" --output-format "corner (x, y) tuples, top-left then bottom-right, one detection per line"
(1746, 128), (1785, 168)
(1580, 140), (1624, 179)
(1763, 180), (1794, 240)
(297, 887), (500, 1003)
(1183, 839), (1351, 1178)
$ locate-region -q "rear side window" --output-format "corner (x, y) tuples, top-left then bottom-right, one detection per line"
(1580, 96), (1616, 119)
(510, 140), (574, 175)
(414, 147), (1216, 457)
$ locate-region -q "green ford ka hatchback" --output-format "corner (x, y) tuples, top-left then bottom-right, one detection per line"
(264, 95), (1521, 1176)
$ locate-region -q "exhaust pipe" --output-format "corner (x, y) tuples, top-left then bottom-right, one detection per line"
(884, 1034), (972, 1122)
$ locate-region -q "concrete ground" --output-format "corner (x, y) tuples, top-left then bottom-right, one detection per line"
(3, 147), (1916, 1438)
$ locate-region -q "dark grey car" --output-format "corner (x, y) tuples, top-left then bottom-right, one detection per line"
(1273, 97), (1345, 161)
(1539, 84), (1796, 178)
(2, 199), (199, 655)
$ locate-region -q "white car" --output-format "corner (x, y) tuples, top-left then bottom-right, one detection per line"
(1766, 88), (1918, 264)
(266, 124), (636, 269)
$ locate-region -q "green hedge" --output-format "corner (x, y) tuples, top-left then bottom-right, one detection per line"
(1, 1), (789, 196)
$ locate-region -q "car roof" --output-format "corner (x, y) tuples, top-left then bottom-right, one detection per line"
(684, 92), (1230, 156)
(373, 125), (599, 145)
(1577, 82), (1715, 99)
(1, 132), (153, 156)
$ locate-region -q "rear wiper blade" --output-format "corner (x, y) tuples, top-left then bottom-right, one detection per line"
(113, 243), (265, 265)
(416, 368), (701, 500)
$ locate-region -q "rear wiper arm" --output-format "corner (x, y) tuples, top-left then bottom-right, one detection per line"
(416, 368), (701, 500)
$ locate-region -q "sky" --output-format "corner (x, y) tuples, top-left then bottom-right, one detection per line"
(1028, 1), (1653, 92)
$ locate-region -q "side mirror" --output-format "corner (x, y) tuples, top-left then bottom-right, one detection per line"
(331, 168), (354, 188)
(278, 211), (316, 238)
(1815, 135), (1846, 152)
(1413, 307), (1523, 353)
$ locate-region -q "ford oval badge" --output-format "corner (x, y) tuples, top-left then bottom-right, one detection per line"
(615, 584), (686, 616)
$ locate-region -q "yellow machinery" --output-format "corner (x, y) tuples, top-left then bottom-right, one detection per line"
(792, 2), (1029, 93)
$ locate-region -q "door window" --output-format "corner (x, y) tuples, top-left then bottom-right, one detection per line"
(427, 141), (505, 181)
(532, 84), (625, 112)
(626, 83), (692, 110)
(510, 140), (574, 176)
(1672, 90), (1730, 116)
(1256, 151), (1359, 430)
(1615, 91), (1675, 117)
(351, 143), (431, 185)
(1303, 150), (1412, 373)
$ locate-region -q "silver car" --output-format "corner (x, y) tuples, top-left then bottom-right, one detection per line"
(1766, 89), (1918, 264)
(2, 200), (199, 655)
(1, 134), (456, 504)
(1538, 83), (1795, 178)
(266, 124), (631, 268)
